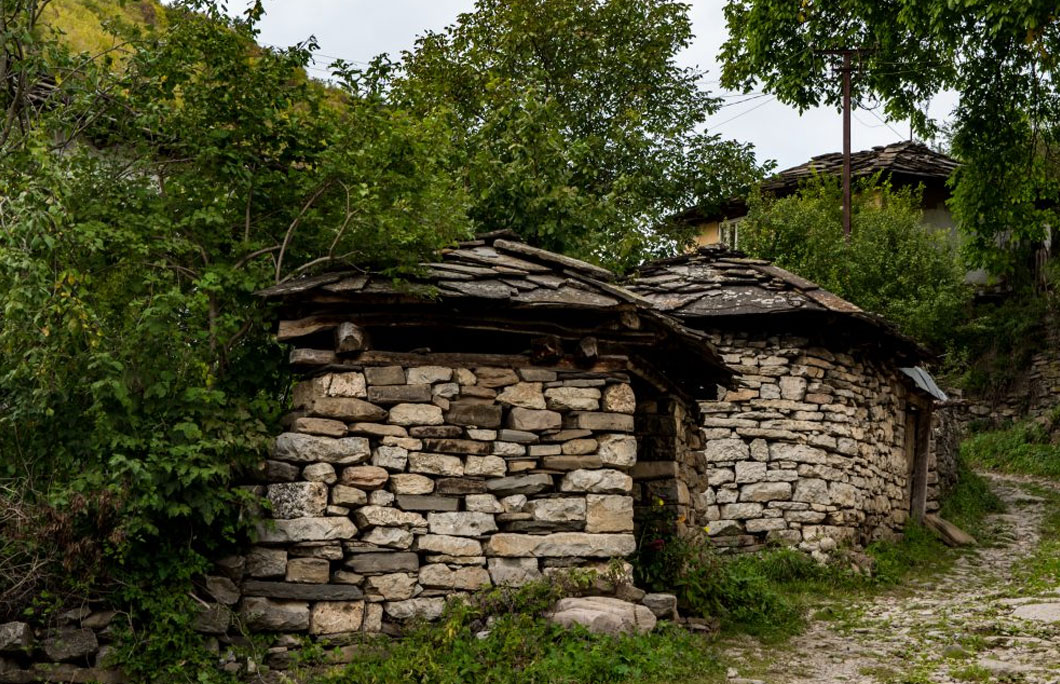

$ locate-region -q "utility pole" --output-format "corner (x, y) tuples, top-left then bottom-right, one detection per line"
(815, 48), (873, 240)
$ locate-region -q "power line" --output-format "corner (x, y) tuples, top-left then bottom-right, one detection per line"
(710, 95), (777, 129)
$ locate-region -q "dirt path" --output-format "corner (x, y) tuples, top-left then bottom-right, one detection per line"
(723, 474), (1060, 684)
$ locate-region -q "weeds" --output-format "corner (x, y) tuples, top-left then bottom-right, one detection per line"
(961, 412), (1060, 479)
(314, 575), (725, 684)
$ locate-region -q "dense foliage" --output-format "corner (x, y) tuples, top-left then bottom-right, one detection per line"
(736, 176), (971, 348)
(719, 0), (1060, 280)
(0, 0), (467, 649)
(387, 0), (767, 269)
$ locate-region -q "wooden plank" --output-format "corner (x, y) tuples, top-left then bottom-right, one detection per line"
(353, 350), (629, 372)
(278, 315), (345, 341)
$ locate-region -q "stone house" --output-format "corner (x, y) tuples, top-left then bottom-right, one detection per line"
(627, 245), (946, 557)
(220, 230), (734, 638)
(678, 141), (961, 250)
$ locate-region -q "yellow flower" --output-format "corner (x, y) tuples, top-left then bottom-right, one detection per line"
(655, 498), (665, 507)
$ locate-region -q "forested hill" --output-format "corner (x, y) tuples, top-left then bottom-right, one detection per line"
(42, 0), (165, 54)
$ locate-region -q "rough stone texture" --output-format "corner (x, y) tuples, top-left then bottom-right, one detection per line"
(419, 564), (491, 590)
(310, 601), (365, 635)
(507, 408), (562, 431)
(680, 329), (944, 553)
(256, 517), (357, 544)
(362, 573), (416, 601)
(244, 359), (640, 640)
(42, 629), (98, 662)
(354, 505), (427, 530)
(642, 593), (679, 620)
(0, 623), (32, 653)
(266, 483), (330, 519)
(487, 558), (542, 586)
(559, 469), (633, 494)
(597, 434), (637, 469)
(341, 466), (389, 490)
(389, 474), (435, 494)
(550, 597), (656, 635)
(272, 433), (370, 464)
(485, 533), (636, 557)
(384, 598), (447, 621)
(286, 557), (330, 584)
(389, 403), (445, 426)
(585, 495), (634, 533)
(428, 512), (498, 537)
(242, 597), (310, 631)
(416, 534), (482, 556)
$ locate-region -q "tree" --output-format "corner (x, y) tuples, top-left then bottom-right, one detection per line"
(389, 0), (767, 270)
(738, 176), (971, 349)
(0, 2), (468, 670)
(719, 0), (1060, 281)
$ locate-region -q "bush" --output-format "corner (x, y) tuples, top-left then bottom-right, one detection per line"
(738, 175), (971, 349)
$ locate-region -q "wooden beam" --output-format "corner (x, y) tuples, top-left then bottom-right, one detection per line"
(335, 322), (369, 354)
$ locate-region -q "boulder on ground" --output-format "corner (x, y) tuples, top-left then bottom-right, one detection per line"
(549, 596), (656, 635)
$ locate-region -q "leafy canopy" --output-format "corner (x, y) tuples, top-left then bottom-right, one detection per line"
(388, 0), (768, 269)
(719, 0), (1060, 280)
(0, 0), (467, 629)
(737, 176), (971, 349)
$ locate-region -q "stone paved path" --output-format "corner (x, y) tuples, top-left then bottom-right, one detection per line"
(723, 474), (1060, 684)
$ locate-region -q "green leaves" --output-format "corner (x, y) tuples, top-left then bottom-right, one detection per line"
(738, 175), (972, 349)
(391, 0), (766, 271)
(720, 0), (1060, 280)
(0, 0), (469, 639)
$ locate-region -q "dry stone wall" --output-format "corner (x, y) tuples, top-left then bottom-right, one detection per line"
(219, 360), (640, 642)
(678, 331), (934, 556)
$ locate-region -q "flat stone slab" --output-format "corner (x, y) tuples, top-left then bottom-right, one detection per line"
(1011, 602), (1060, 623)
(243, 581), (364, 601)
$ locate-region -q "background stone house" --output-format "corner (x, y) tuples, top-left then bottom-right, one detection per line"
(627, 245), (947, 557)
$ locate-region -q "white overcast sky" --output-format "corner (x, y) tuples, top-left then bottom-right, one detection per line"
(240, 0), (956, 170)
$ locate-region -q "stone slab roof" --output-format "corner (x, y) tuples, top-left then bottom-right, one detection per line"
(675, 142), (958, 225)
(257, 230), (632, 309)
(627, 244), (928, 362)
(257, 230), (735, 394)
(760, 141), (958, 196)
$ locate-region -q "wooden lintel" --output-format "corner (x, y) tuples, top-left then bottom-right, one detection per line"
(323, 350), (630, 373)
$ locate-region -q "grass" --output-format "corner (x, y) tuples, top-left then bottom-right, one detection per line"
(308, 576), (727, 684)
(939, 461), (1006, 537)
(961, 412), (1060, 479)
(1010, 482), (1060, 595)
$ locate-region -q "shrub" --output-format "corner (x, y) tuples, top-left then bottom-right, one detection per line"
(738, 174), (971, 349)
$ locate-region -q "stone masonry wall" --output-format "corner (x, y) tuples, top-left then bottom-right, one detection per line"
(215, 360), (640, 644)
(679, 331), (931, 556)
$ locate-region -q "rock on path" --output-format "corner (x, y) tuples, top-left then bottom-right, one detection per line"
(723, 474), (1060, 684)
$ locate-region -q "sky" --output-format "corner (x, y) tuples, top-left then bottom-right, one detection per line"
(242, 0), (957, 170)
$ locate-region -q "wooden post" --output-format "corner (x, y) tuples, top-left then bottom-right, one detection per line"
(842, 51), (852, 241)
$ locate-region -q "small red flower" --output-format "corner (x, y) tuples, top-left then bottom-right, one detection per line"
(647, 538), (665, 552)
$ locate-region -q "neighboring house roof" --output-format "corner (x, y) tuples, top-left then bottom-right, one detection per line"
(675, 141), (959, 225)
(626, 244), (929, 363)
(257, 230), (734, 397)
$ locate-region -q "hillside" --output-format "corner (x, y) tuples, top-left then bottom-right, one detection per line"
(41, 0), (165, 56)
